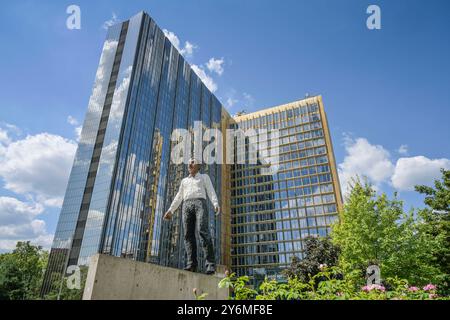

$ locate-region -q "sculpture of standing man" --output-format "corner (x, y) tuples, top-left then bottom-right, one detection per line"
(164, 158), (220, 275)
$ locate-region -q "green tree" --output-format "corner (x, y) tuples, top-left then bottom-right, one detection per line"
(283, 236), (340, 282)
(331, 178), (441, 286)
(415, 168), (450, 294)
(0, 241), (48, 300)
(43, 265), (88, 300)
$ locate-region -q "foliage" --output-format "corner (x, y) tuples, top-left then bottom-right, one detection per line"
(219, 273), (258, 300)
(0, 241), (87, 300)
(219, 266), (448, 300)
(0, 241), (48, 300)
(193, 288), (209, 300)
(43, 265), (88, 300)
(416, 169), (450, 213)
(415, 169), (450, 294)
(331, 178), (442, 286)
(282, 236), (340, 282)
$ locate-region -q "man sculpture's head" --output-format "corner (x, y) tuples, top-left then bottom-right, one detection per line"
(188, 158), (201, 176)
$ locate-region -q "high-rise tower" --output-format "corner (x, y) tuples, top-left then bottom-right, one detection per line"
(41, 12), (227, 295)
(229, 96), (343, 285)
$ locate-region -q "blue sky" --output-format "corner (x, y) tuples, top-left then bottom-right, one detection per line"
(0, 0), (449, 251)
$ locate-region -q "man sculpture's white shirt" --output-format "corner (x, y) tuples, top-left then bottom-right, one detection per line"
(168, 173), (219, 213)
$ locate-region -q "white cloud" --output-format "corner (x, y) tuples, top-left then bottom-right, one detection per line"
(4, 123), (21, 135)
(75, 126), (82, 141)
(191, 65), (218, 93)
(338, 136), (395, 194)
(0, 197), (52, 251)
(226, 97), (238, 108)
(338, 135), (450, 195)
(243, 92), (255, 108)
(183, 41), (197, 57)
(222, 90), (256, 112)
(222, 89), (239, 110)
(398, 144), (408, 155)
(102, 13), (119, 30)
(162, 29), (198, 58)
(67, 115), (79, 126)
(0, 196), (43, 225)
(206, 57), (225, 76)
(163, 29), (181, 49)
(0, 123), (21, 146)
(162, 30), (229, 93)
(0, 132), (77, 207)
(0, 124), (78, 251)
(0, 128), (10, 145)
(391, 156), (450, 191)
(67, 116), (82, 141)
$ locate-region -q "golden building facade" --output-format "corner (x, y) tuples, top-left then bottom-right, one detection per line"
(229, 95), (343, 284)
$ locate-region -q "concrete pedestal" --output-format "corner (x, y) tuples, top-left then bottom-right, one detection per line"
(82, 254), (229, 300)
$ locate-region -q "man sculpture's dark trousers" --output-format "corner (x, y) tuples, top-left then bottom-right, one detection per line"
(182, 198), (215, 270)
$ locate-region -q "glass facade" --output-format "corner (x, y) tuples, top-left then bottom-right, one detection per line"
(229, 96), (343, 285)
(41, 12), (225, 296)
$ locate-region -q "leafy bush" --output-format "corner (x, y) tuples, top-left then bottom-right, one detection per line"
(219, 266), (448, 300)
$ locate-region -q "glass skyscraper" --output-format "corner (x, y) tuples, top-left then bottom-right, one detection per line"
(228, 96), (343, 285)
(41, 11), (342, 296)
(41, 12), (226, 295)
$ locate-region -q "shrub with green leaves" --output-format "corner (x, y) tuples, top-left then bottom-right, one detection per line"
(219, 266), (448, 300)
